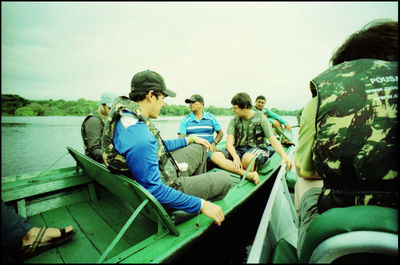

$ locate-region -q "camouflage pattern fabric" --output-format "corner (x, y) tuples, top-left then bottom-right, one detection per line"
(311, 59), (398, 213)
(101, 96), (180, 185)
(233, 111), (269, 149)
(259, 108), (269, 118)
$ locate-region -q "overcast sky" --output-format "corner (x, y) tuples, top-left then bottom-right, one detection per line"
(2, 1), (398, 110)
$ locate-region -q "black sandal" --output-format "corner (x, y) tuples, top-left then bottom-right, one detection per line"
(21, 227), (76, 259)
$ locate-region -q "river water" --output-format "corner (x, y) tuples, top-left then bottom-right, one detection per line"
(1, 114), (298, 263)
(1, 115), (298, 178)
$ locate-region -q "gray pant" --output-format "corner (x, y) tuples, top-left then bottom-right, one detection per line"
(171, 143), (232, 202)
(297, 187), (322, 259)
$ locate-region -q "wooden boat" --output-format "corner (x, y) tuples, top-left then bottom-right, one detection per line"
(2, 130), (294, 263)
(247, 145), (398, 263)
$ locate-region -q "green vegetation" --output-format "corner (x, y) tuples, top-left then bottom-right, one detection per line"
(1, 94), (298, 117)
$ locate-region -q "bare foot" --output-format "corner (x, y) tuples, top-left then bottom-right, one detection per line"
(246, 171), (259, 184)
(22, 226), (74, 246)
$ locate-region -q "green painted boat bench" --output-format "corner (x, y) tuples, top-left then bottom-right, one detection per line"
(1, 165), (95, 219)
(66, 146), (180, 263)
(272, 205), (398, 263)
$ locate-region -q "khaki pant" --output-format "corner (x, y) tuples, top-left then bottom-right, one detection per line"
(171, 143), (232, 202)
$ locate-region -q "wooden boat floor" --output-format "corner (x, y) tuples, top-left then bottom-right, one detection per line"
(25, 190), (158, 263)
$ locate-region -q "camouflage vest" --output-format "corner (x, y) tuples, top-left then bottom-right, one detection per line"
(233, 111), (269, 149)
(312, 59), (398, 213)
(101, 96), (180, 186)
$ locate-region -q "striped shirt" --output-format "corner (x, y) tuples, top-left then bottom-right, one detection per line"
(178, 111), (222, 143)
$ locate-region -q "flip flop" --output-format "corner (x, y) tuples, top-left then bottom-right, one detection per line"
(21, 227), (77, 259)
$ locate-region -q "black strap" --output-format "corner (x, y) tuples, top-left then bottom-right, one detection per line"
(157, 132), (181, 176)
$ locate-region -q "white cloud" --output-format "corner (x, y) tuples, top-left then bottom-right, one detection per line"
(2, 1), (398, 110)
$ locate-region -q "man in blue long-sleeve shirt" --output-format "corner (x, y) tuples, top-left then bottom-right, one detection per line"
(111, 70), (232, 226)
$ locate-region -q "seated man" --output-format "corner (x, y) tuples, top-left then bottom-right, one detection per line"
(254, 95), (291, 131)
(101, 70), (233, 226)
(210, 92), (293, 185)
(81, 92), (117, 163)
(178, 94), (224, 162)
(294, 19), (398, 258)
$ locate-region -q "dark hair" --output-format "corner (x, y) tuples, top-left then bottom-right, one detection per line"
(255, 95), (266, 101)
(129, 90), (166, 102)
(330, 19), (398, 66)
(231, 92), (252, 109)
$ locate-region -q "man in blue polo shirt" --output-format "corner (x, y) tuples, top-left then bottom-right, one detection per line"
(178, 94), (224, 161)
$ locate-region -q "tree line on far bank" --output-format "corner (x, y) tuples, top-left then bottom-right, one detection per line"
(1, 94), (299, 117)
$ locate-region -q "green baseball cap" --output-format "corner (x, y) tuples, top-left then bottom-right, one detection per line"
(130, 70), (176, 97)
(185, 94), (204, 104)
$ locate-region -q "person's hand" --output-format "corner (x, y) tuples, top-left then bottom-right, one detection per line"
(200, 199), (225, 226)
(232, 156), (243, 171)
(281, 155), (293, 171)
(210, 142), (218, 152)
(284, 124), (292, 131)
(191, 135), (211, 151)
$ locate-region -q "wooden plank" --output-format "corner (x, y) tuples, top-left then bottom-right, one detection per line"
(17, 199), (27, 218)
(40, 205), (101, 263)
(88, 193), (157, 245)
(2, 175), (93, 202)
(1, 166), (78, 184)
(67, 202), (131, 261)
(87, 182), (98, 203)
(26, 188), (90, 217)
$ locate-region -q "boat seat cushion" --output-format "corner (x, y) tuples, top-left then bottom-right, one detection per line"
(285, 171), (296, 191)
(299, 205), (398, 263)
(272, 238), (298, 263)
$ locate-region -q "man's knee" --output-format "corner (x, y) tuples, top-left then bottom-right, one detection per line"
(210, 171), (233, 198)
(241, 152), (255, 168)
(210, 151), (226, 165)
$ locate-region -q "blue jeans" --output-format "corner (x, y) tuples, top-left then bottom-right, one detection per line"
(1, 201), (33, 262)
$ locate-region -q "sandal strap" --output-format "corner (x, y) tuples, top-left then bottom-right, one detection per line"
(29, 227), (47, 253)
(60, 228), (66, 238)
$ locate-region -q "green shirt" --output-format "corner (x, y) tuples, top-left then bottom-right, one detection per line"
(227, 113), (274, 147)
(294, 96), (317, 177)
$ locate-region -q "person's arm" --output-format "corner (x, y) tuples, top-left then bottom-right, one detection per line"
(114, 120), (202, 213)
(200, 199), (225, 226)
(225, 118), (242, 170)
(211, 129), (223, 151)
(164, 138), (187, 151)
(226, 134), (242, 171)
(293, 97), (323, 209)
(210, 115), (223, 151)
(268, 135), (293, 170)
(260, 115), (293, 169)
(115, 119), (225, 224)
(84, 117), (104, 161)
(266, 108), (288, 127)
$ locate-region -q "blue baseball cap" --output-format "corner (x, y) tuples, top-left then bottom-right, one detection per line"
(100, 92), (118, 108)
